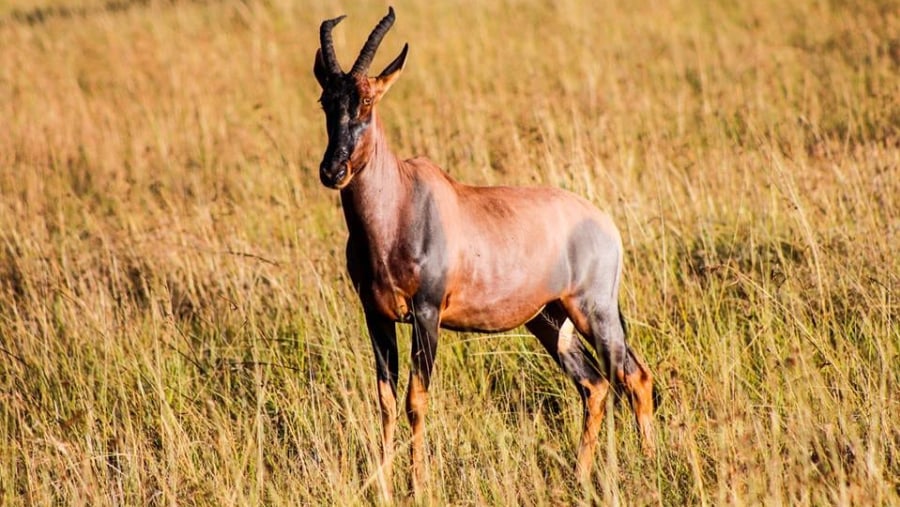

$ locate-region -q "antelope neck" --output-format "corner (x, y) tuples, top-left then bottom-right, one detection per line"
(340, 113), (411, 245)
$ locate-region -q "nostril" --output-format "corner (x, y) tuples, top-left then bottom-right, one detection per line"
(319, 164), (348, 187)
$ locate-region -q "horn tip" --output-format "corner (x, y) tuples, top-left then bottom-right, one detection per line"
(321, 14), (346, 29)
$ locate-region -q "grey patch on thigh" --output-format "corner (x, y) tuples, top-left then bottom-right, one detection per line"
(548, 219), (621, 300)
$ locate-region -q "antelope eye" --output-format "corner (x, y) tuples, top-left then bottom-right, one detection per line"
(363, 97), (372, 106)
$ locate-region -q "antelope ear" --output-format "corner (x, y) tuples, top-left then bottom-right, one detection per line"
(314, 48), (330, 88)
(372, 43), (408, 101)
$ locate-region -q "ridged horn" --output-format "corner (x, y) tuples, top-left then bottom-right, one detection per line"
(319, 14), (347, 75)
(350, 7), (395, 77)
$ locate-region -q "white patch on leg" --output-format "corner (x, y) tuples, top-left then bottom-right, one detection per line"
(557, 318), (576, 354)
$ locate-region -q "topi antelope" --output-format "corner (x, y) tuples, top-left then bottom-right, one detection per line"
(313, 7), (655, 500)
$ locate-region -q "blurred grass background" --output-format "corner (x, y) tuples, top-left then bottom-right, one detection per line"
(0, 0), (898, 504)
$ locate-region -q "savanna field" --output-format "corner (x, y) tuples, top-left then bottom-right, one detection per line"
(0, 0), (898, 504)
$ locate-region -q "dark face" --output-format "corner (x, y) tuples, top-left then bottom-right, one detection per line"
(318, 75), (373, 189)
(315, 8), (407, 189)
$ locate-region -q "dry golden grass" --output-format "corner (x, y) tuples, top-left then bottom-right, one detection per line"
(1, 0), (898, 504)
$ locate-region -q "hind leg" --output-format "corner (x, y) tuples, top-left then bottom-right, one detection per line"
(526, 302), (610, 481)
(559, 296), (655, 456)
(623, 344), (655, 455)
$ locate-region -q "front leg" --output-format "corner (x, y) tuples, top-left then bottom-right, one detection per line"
(406, 303), (439, 499)
(364, 307), (399, 502)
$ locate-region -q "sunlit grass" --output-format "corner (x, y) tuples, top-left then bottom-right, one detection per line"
(0, 0), (897, 504)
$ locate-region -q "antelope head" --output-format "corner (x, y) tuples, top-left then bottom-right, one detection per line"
(314, 7), (408, 189)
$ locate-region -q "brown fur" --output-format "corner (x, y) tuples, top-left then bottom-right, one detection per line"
(314, 10), (655, 499)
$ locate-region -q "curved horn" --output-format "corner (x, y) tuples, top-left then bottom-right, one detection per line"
(350, 7), (395, 77)
(319, 14), (347, 75)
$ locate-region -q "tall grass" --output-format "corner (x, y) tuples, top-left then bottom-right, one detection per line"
(0, 0), (897, 504)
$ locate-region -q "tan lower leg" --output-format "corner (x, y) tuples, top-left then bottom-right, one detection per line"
(376, 379), (397, 500)
(575, 378), (610, 481)
(624, 366), (655, 456)
(405, 373), (429, 497)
